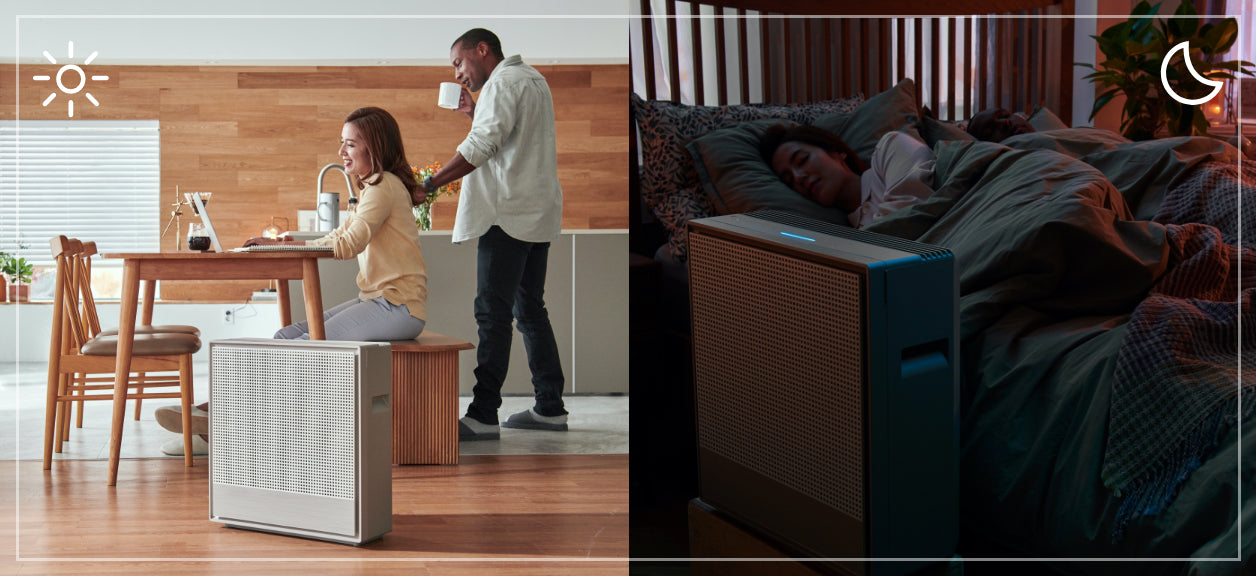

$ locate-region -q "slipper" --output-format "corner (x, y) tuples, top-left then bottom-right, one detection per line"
(501, 408), (568, 431)
(161, 434), (209, 456)
(459, 417), (500, 441)
(155, 405), (209, 435)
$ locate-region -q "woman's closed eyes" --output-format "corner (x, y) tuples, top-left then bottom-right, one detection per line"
(779, 151), (810, 188)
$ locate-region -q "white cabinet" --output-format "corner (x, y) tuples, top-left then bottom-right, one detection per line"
(285, 230), (628, 395)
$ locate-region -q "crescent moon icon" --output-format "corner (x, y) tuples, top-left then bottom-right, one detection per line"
(1161, 41), (1224, 106)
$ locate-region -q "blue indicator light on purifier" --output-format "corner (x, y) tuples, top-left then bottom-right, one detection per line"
(779, 231), (816, 242)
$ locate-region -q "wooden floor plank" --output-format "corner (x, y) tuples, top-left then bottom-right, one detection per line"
(2, 455), (628, 575)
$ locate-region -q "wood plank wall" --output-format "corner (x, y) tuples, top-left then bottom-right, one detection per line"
(0, 64), (628, 301)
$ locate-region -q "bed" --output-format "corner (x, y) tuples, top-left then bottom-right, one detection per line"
(628, 2), (1253, 573)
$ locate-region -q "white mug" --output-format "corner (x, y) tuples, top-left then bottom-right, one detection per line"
(438, 82), (462, 109)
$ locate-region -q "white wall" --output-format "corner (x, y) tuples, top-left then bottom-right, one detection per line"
(0, 0), (628, 66)
(1073, 0), (1101, 127)
(1, 301), (282, 365)
(284, 231), (630, 395)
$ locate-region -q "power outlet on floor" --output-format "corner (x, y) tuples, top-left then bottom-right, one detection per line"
(223, 309), (234, 324)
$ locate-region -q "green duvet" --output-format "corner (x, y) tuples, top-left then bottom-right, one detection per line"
(862, 130), (1252, 575)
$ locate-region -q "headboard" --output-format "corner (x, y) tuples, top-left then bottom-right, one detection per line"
(629, 0), (1078, 249)
(632, 0), (1075, 118)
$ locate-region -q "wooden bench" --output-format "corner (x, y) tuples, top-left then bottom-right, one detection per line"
(387, 331), (474, 465)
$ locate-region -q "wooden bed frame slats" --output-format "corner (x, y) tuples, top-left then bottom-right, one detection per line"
(897, 18), (907, 102)
(821, 20), (833, 102)
(977, 19), (989, 111)
(666, 2), (681, 103)
(738, 11), (750, 103)
(948, 18), (957, 122)
(632, 0), (1075, 124)
(841, 20), (852, 98)
(931, 18), (941, 119)
(691, 4), (705, 106)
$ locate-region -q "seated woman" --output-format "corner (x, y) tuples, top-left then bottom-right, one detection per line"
(760, 124), (935, 228)
(966, 107), (1035, 142)
(255, 106), (428, 342)
(154, 106), (429, 455)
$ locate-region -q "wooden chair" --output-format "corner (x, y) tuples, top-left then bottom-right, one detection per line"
(57, 240), (202, 442)
(68, 241), (200, 426)
(44, 235), (202, 485)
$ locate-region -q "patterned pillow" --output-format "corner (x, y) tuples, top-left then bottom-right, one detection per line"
(631, 92), (864, 260)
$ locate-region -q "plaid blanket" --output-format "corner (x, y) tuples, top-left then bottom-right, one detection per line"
(1106, 158), (1256, 537)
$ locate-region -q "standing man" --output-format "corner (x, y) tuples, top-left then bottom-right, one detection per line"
(415, 28), (567, 441)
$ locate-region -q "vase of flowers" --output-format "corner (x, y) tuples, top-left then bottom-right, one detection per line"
(412, 162), (462, 231)
(415, 202), (434, 231)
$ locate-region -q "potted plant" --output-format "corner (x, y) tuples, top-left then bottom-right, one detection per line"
(0, 251), (8, 303)
(1077, 1), (1253, 140)
(2, 253), (34, 303)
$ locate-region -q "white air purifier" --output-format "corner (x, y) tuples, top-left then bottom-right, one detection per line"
(208, 338), (393, 546)
(687, 211), (958, 575)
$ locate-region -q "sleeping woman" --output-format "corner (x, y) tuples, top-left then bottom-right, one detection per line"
(759, 124), (935, 228)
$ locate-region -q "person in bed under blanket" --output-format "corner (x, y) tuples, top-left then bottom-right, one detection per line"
(966, 107), (1035, 142)
(760, 124), (935, 228)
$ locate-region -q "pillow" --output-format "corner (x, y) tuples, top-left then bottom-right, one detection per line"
(687, 118), (850, 224)
(812, 78), (922, 165)
(1027, 105), (1069, 131)
(685, 79), (921, 227)
(918, 115), (975, 148)
(631, 92), (864, 259)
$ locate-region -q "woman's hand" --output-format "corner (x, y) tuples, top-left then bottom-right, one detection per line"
(242, 236), (303, 247)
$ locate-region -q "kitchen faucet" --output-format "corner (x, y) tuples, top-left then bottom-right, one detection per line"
(317, 163), (357, 208)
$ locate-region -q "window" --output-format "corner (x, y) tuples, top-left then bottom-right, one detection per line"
(1223, 1), (1254, 123)
(0, 120), (160, 300)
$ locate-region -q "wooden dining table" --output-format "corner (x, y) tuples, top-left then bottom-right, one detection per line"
(100, 250), (334, 485)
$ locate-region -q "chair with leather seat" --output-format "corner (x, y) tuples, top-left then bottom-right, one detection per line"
(69, 241), (200, 426)
(44, 235), (202, 485)
(56, 240), (202, 442)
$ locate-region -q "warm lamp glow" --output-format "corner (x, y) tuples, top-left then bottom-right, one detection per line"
(263, 216), (287, 239)
(1203, 88), (1228, 125)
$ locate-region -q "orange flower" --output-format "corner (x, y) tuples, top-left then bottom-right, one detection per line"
(412, 162), (460, 209)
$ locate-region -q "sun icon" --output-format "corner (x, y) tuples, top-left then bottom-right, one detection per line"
(32, 41), (109, 118)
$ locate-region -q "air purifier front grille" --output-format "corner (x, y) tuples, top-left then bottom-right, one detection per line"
(690, 232), (865, 521)
(211, 346), (357, 500)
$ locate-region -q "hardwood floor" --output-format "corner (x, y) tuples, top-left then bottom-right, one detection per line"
(1, 454), (628, 575)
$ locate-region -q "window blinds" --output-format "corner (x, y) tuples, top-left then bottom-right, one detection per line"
(0, 120), (160, 267)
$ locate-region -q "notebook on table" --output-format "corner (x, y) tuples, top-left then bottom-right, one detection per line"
(230, 245), (334, 253)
